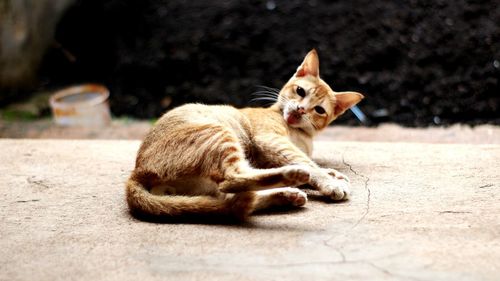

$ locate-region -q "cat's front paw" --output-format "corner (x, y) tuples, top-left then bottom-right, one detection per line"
(324, 178), (351, 201)
(282, 165), (311, 186)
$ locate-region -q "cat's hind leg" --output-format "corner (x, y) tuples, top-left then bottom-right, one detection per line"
(203, 126), (310, 193)
(253, 187), (308, 212)
(219, 164), (312, 193)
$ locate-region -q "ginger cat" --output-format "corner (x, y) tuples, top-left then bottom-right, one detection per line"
(126, 50), (364, 220)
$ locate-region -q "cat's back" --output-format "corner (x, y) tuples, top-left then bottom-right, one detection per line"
(157, 103), (242, 125)
(136, 103), (253, 169)
(143, 103), (252, 148)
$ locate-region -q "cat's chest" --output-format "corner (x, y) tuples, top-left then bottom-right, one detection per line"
(289, 130), (313, 156)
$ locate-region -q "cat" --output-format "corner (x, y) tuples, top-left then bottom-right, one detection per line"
(126, 49), (364, 221)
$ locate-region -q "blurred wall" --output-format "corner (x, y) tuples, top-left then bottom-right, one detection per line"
(0, 0), (74, 94)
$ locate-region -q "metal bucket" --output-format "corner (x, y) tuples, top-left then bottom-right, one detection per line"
(49, 84), (111, 127)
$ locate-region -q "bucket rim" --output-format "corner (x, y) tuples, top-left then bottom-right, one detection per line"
(49, 84), (109, 109)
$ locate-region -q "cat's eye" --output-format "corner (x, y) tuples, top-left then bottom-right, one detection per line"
(296, 86), (306, 97)
(314, 106), (326, 114)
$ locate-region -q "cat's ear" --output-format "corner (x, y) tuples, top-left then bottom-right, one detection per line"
(333, 91), (364, 116)
(295, 49), (320, 77)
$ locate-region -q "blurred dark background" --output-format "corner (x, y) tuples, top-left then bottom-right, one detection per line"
(1, 0), (499, 126)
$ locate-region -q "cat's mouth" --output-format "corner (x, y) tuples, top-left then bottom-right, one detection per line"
(286, 111), (302, 125)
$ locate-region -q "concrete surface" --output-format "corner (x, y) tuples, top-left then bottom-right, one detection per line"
(318, 124), (500, 144)
(0, 139), (499, 281)
(1, 119), (500, 144)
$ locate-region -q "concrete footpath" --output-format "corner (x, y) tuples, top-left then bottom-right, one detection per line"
(0, 139), (498, 281)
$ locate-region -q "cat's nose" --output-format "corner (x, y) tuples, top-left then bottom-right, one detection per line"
(297, 106), (306, 115)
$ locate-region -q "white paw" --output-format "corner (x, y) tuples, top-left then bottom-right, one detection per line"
(323, 168), (350, 182)
(277, 187), (308, 207)
(283, 165), (311, 186)
(325, 178), (351, 201)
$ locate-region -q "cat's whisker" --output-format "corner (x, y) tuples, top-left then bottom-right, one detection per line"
(249, 97), (279, 105)
(255, 85), (280, 94)
(278, 95), (290, 103)
(249, 89), (280, 107)
(307, 118), (319, 130)
(250, 91), (279, 98)
(250, 94), (279, 101)
(256, 85), (279, 90)
(250, 97), (278, 102)
(251, 89), (279, 95)
(304, 115), (319, 130)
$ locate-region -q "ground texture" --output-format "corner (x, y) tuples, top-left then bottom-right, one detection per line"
(1, 139), (498, 280)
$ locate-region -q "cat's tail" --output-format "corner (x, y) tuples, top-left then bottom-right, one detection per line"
(125, 172), (256, 221)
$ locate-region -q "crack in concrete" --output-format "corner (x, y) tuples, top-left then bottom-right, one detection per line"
(336, 247), (347, 263)
(321, 239), (346, 262)
(438, 210), (472, 214)
(169, 254), (425, 281)
(342, 154), (371, 229)
(366, 261), (427, 281)
(26, 176), (50, 189)
(321, 154), (371, 261)
(14, 199), (40, 203)
(162, 259), (354, 268)
(163, 257), (398, 270)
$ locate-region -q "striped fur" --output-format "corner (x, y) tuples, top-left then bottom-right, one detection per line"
(126, 50), (364, 221)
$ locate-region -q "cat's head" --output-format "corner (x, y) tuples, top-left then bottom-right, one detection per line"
(274, 50), (364, 134)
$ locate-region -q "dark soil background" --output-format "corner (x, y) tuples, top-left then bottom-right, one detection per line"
(37, 0), (499, 126)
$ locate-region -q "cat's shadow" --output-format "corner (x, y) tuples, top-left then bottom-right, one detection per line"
(128, 206), (308, 226)
(252, 205), (307, 217)
(128, 192), (346, 227)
